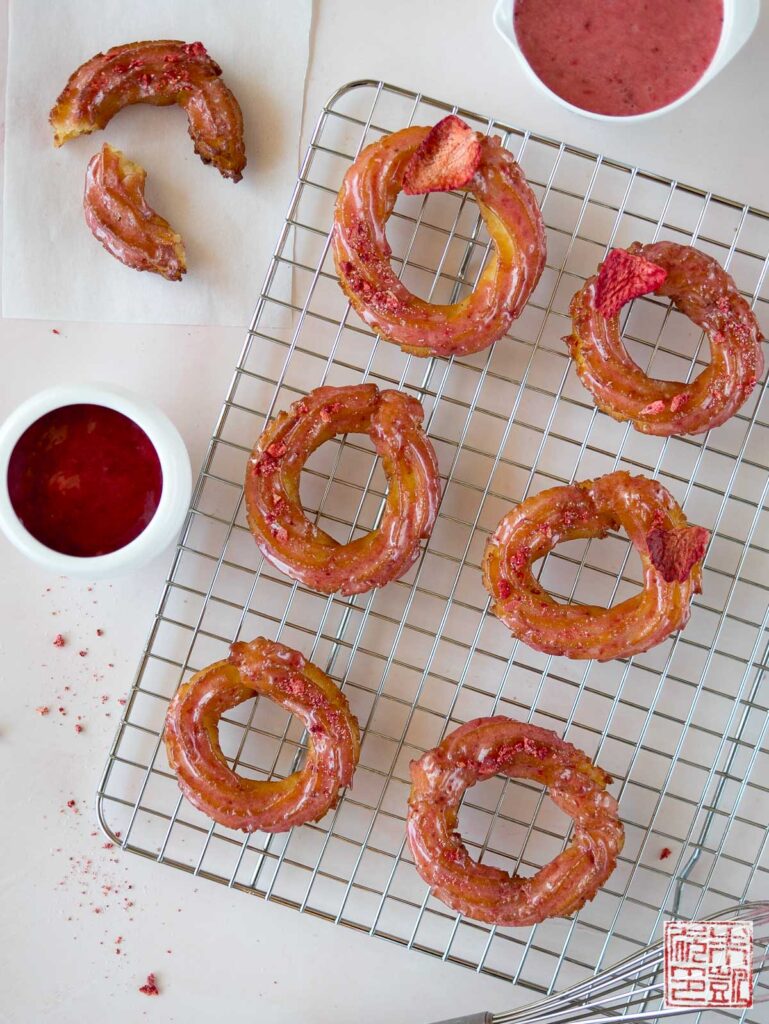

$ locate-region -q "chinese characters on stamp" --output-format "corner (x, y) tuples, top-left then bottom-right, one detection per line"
(664, 920), (753, 1009)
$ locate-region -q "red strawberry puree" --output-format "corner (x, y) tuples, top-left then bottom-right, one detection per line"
(8, 404), (162, 557)
(513, 0), (724, 116)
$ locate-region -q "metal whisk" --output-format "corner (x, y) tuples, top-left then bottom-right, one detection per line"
(428, 903), (769, 1024)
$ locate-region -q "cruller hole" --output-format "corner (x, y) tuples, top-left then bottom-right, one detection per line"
(301, 432), (389, 545)
(536, 530), (645, 608)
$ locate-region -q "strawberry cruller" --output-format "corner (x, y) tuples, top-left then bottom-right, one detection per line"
(482, 471), (709, 662)
(244, 384), (441, 596)
(407, 716), (624, 926)
(567, 243), (764, 436)
(50, 39), (246, 181)
(165, 638), (360, 833)
(332, 115), (546, 359)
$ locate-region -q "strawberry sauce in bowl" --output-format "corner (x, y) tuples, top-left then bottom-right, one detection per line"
(512, 0), (723, 117)
(493, 0), (758, 121)
(8, 404), (163, 558)
(0, 385), (191, 578)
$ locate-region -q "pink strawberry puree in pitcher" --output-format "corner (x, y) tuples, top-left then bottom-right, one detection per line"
(513, 0), (724, 117)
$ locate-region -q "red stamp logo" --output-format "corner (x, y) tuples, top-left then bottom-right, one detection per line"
(664, 920), (753, 1009)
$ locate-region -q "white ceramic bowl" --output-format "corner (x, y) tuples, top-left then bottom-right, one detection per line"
(0, 384), (192, 578)
(493, 0), (759, 123)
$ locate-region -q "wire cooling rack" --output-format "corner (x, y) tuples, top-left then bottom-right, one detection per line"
(98, 81), (769, 1017)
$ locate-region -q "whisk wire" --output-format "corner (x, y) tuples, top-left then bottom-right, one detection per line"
(429, 903), (769, 1024)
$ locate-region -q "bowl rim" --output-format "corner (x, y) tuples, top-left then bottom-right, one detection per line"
(0, 383), (192, 578)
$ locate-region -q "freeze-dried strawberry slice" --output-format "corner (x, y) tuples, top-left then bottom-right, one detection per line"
(403, 115), (482, 195)
(593, 248), (668, 318)
(646, 525), (709, 583)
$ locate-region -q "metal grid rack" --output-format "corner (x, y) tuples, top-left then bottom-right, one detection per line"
(98, 81), (769, 1017)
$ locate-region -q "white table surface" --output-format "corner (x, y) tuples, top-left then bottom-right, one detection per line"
(1, 2), (768, 1022)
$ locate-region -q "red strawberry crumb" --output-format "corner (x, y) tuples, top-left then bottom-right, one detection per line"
(319, 402), (341, 423)
(74, 724), (83, 734)
(96, 628), (104, 637)
(660, 847), (672, 860)
(52, 328), (61, 335)
(640, 399), (666, 417)
(647, 525), (709, 583)
(53, 634), (66, 648)
(58, 707), (67, 715)
(511, 545), (531, 570)
(66, 799), (77, 810)
(497, 579), (512, 599)
(78, 650), (88, 657)
(36, 706), (50, 716)
(403, 115), (482, 195)
(184, 41), (207, 57)
(593, 248), (668, 318)
(670, 392), (690, 413)
(253, 453), (279, 477)
(139, 973), (160, 996)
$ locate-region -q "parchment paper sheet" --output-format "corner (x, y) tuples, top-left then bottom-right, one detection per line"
(2, 0), (311, 326)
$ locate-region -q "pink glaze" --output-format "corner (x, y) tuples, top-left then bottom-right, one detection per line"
(513, 0), (723, 116)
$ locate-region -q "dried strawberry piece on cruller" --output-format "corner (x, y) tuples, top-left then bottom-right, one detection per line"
(593, 247), (668, 318)
(646, 524), (710, 583)
(402, 115), (482, 195)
